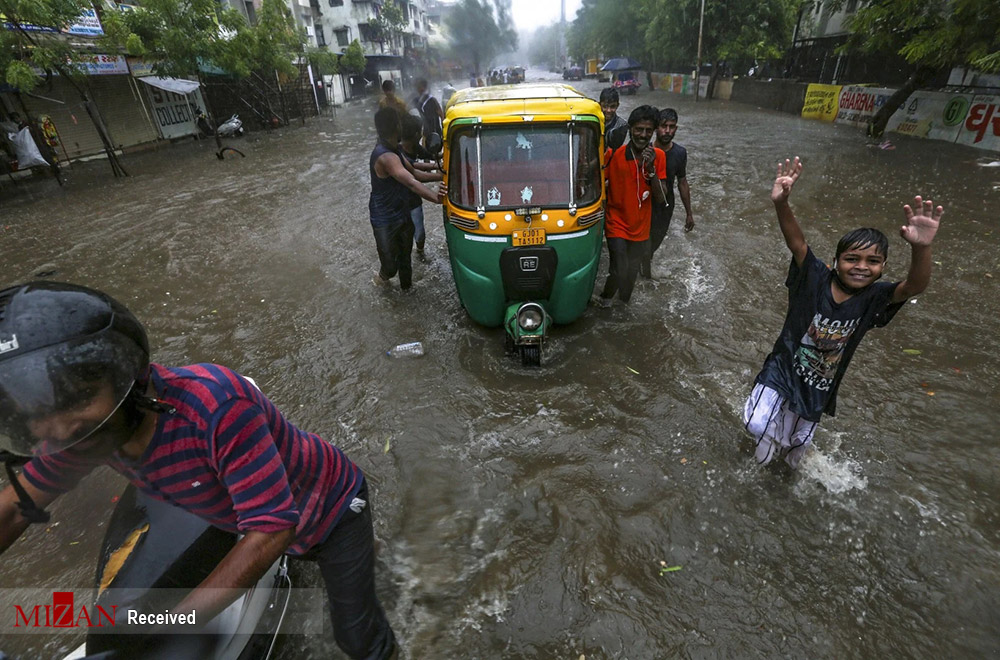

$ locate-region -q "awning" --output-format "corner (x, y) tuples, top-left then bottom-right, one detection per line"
(138, 77), (200, 95)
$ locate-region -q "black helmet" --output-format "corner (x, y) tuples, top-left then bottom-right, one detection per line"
(0, 282), (149, 456)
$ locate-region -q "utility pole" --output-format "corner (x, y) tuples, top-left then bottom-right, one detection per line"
(560, 0), (566, 69)
(695, 0), (705, 102)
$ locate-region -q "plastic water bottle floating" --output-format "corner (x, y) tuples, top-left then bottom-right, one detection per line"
(387, 341), (424, 358)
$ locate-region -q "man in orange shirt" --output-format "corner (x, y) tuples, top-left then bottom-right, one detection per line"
(597, 105), (667, 305)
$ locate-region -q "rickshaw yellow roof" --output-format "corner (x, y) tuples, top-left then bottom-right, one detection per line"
(446, 83), (601, 122)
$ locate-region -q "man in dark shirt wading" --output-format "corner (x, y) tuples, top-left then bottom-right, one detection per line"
(641, 107), (696, 279)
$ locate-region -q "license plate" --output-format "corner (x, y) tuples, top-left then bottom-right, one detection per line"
(512, 228), (546, 246)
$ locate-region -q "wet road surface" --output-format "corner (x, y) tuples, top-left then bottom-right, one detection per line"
(2, 69), (999, 658)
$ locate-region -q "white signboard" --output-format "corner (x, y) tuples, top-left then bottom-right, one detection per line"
(885, 91), (971, 143)
(2, 8), (103, 36)
(834, 86), (895, 128)
(76, 54), (129, 76)
(953, 95), (1000, 152)
(145, 85), (205, 140)
(66, 8), (104, 36)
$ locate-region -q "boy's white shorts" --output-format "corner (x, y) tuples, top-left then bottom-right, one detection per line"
(742, 383), (818, 469)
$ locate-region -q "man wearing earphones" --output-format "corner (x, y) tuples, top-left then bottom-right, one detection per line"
(596, 105), (667, 306)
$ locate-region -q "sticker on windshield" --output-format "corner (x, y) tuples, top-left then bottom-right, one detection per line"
(487, 186), (501, 206)
(521, 186), (533, 204)
(516, 132), (532, 150)
(0, 334), (17, 354)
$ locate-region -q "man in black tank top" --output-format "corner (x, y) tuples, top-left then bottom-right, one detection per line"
(368, 108), (446, 289)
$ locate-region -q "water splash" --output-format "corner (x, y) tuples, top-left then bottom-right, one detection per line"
(796, 444), (868, 494)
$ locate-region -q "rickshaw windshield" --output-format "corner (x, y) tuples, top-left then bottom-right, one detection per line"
(449, 122), (602, 211)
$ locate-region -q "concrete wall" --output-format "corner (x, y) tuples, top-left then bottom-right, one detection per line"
(730, 79), (809, 115)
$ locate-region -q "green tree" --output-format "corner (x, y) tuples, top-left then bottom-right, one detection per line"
(370, 0), (406, 55)
(644, 0), (797, 90)
(444, 0), (518, 75)
(101, 0), (302, 80)
(569, 0), (797, 96)
(341, 39), (367, 75)
(0, 0), (130, 175)
(307, 48), (340, 77)
(834, 0), (1000, 137)
(567, 0), (642, 65)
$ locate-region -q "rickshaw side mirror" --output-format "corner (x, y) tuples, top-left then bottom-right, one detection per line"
(427, 133), (443, 155)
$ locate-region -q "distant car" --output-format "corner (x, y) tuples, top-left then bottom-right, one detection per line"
(613, 71), (641, 95)
(563, 66), (583, 81)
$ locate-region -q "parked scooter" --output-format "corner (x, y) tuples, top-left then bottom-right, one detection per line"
(194, 110), (245, 139)
(216, 114), (245, 138)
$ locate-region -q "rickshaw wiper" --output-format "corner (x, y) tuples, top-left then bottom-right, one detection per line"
(475, 125), (485, 219)
(567, 122), (577, 215)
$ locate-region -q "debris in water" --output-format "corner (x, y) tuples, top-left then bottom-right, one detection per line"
(902, 349), (922, 356)
(680, 457), (688, 464)
(926, 391), (936, 396)
(383, 437), (391, 454)
(626, 366), (639, 375)
(658, 560), (682, 575)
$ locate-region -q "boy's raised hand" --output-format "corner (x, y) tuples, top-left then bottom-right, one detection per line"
(770, 157), (802, 204)
(900, 195), (944, 246)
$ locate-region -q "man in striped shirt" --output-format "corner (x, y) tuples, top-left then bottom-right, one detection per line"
(0, 283), (396, 659)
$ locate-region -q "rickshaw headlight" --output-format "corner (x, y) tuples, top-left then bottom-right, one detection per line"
(516, 303), (545, 332)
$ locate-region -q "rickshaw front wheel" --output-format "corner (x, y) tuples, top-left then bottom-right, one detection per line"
(520, 345), (541, 367)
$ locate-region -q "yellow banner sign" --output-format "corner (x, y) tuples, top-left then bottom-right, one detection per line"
(802, 84), (841, 121)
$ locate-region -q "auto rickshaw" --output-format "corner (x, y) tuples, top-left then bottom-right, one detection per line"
(441, 83), (606, 365)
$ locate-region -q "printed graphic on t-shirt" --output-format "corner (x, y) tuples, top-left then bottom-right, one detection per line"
(793, 312), (860, 390)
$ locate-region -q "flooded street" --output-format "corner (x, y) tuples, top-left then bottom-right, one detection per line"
(2, 69), (999, 658)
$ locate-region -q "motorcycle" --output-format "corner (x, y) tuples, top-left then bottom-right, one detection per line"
(60, 482), (292, 660)
(0, 373), (291, 660)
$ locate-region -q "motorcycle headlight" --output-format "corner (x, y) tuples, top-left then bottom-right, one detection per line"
(516, 303), (545, 332)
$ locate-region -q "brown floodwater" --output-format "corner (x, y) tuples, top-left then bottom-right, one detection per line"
(1, 68), (999, 659)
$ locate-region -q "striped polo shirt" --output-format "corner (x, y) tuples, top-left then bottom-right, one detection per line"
(23, 363), (363, 555)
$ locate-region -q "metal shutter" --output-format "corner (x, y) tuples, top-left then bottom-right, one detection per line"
(20, 77), (105, 161)
(86, 75), (158, 150)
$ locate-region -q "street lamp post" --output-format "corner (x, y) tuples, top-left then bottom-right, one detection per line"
(695, 0), (705, 102)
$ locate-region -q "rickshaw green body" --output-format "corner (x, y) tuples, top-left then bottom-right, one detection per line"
(441, 84), (606, 363)
(443, 221), (603, 327)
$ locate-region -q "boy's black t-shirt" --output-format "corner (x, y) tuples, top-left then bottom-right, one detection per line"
(755, 247), (904, 422)
(654, 143), (687, 217)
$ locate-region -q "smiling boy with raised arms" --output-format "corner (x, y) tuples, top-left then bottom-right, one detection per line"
(744, 157), (944, 468)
